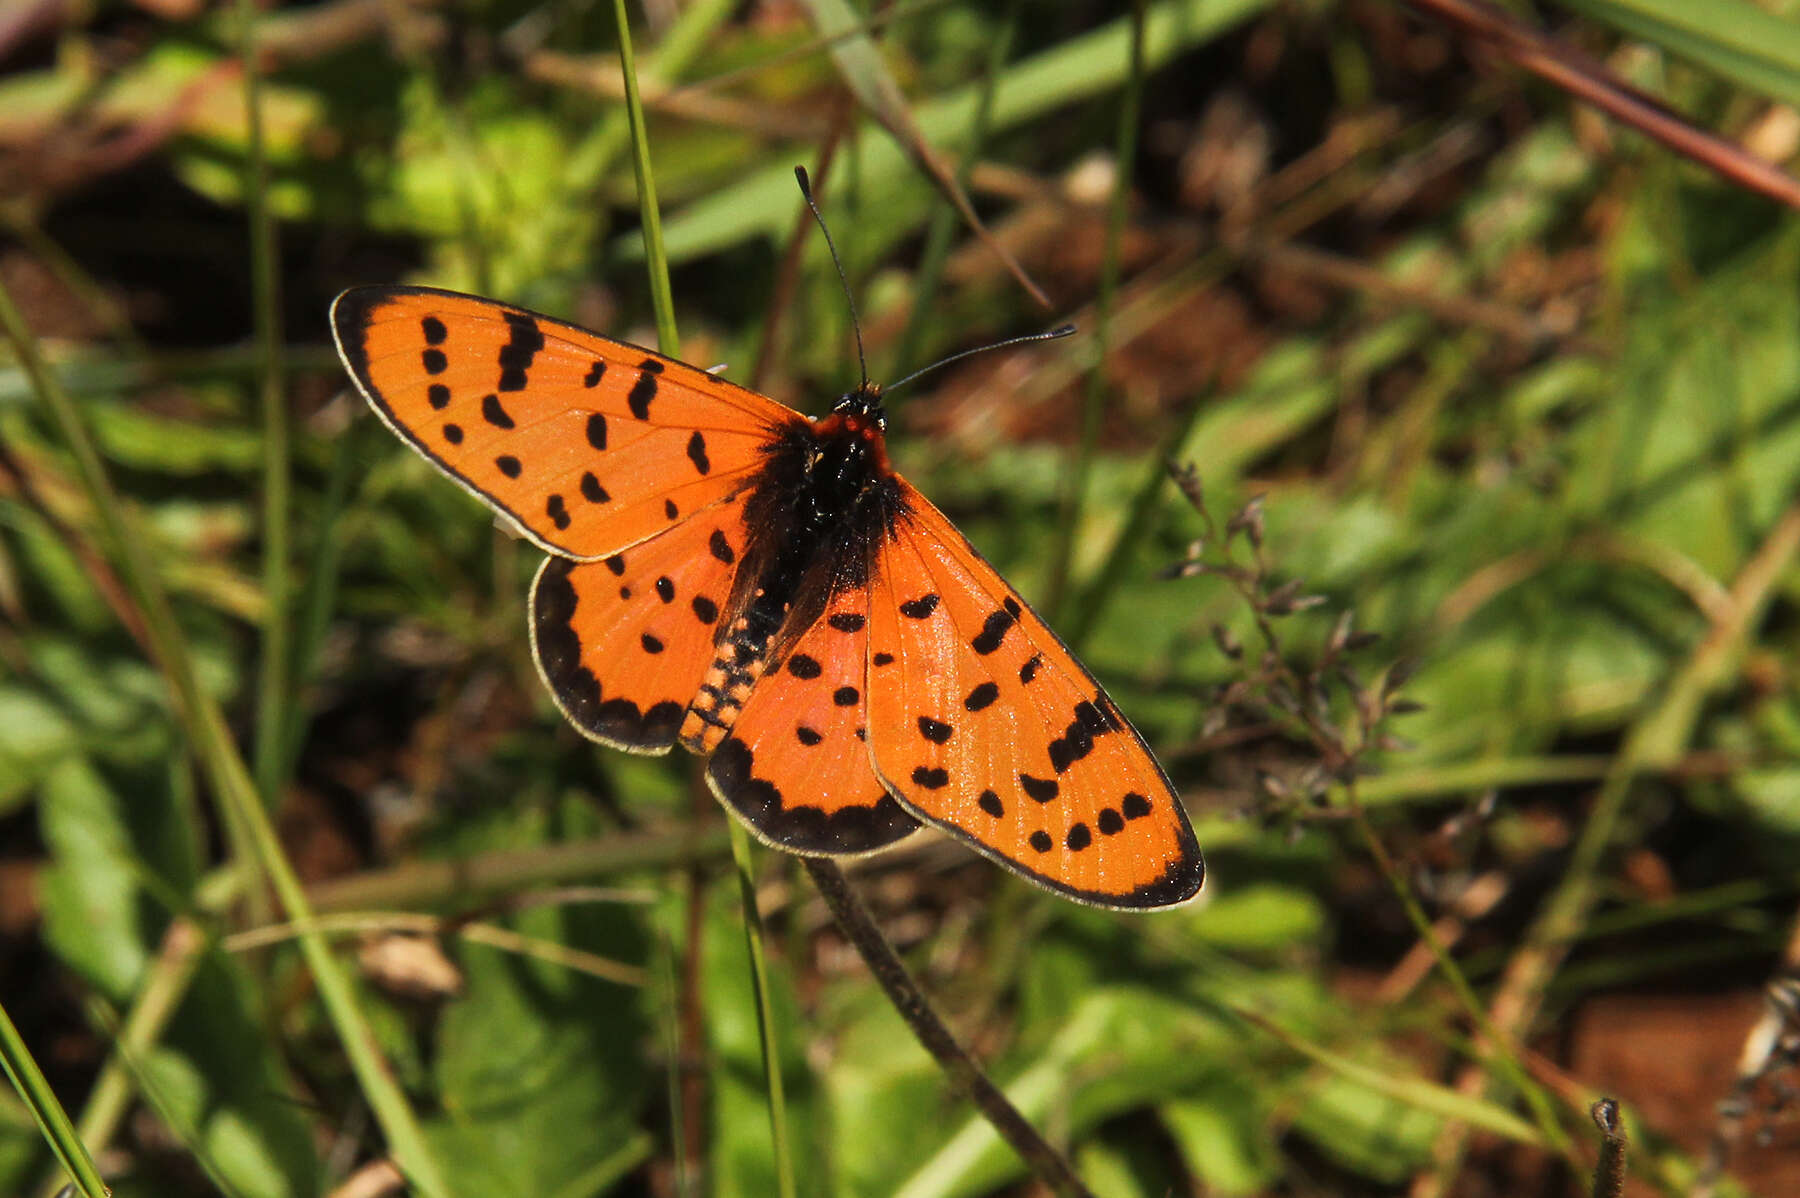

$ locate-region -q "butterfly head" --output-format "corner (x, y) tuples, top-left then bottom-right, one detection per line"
(829, 381), (886, 432)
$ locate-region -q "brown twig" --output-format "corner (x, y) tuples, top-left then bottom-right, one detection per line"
(1590, 1099), (1627, 1198)
(1403, 0), (1800, 211)
(801, 858), (1095, 1198)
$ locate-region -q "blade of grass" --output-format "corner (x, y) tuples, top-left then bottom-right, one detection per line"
(1062, 393), (1210, 649)
(237, 0), (292, 821)
(607, 3), (791, 1193)
(797, 0), (1049, 307)
(1229, 1005), (1547, 1146)
(803, 859), (1096, 1198)
(1405, 0), (1800, 210)
(280, 413), (363, 781)
(1, 999), (108, 1198)
(643, 0), (1275, 264)
(1043, 0), (1146, 623)
(33, 919), (206, 1198)
(611, 0), (680, 357)
(0, 282), (454, 1198)
(557, 0), (740, 202)
(889, 0), (1022, 379)
(1555, 0), (1800, 110)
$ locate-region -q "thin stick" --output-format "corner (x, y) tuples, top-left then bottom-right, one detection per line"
(1404, 0), (1800, 211)
(801, 858), (1095, 1198)
(1589, 1099), (1627, 1198)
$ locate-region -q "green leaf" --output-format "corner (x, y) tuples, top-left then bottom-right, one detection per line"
(37, 759), (152, 999)
(428, 899), (652, 1197)
(1557, 0), (1800, 109)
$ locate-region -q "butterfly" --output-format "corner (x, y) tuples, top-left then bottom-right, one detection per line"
(331, 284), (1205, 909)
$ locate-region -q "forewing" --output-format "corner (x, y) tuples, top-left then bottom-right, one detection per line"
(864, 479), (1204, 909)
(530, 488), (753, 752)
(332, 285), (801, 559)
(708, 579), (920, 855)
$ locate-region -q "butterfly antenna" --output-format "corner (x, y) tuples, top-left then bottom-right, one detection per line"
(884, 323), (1077, 398)
(794, 166), (870, 391)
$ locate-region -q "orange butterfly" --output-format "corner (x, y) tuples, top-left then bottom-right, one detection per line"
(331, 285), (1204, 909)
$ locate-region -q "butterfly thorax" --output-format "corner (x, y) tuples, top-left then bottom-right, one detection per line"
(678, 384), (901, 754)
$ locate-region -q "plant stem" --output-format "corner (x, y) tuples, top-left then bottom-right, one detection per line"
(239, 0), (292, 819)
(1044, 0), (1145, 621)
(0, 999), (108, 1198)
(0, 279), (454, 1198)
(802, 858), (1095, 1198)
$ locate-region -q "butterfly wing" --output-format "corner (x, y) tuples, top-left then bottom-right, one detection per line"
(530, 486), (756, 753)
(706, 573), (921, 855)
(332, 286), (802, 559)
(863, 478), (1205, 909)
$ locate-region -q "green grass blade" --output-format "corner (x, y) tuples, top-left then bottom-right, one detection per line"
(891, 0), (1022, 378)
(607, 5), (793, 1193)
(236, 0), (293, 816)
(1557, 0), (1800, 109)
(1044, 0), (1146, 621)
(33, 920), (206, 1198)
(611, 0), (681, 358)
(640, 0), (1274, 264)
(0, 282), (455, 1198)
(0, 999), (108, 1198)
(280, 415), (363, 781)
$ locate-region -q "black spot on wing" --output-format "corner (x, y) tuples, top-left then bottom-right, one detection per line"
(583, 360), (606, 388)
(581, 472), (609, 503)
(498, 312), (545, 391)
(691, 595), (719, 624)
(604, 554), (626, 576)
(1066, 822), (1092, 851)
(1019, 654), (1042, 684)
(546, 494), (571, 530)
(911, 766), (949, 790)
(1047, 699), (1117, 773)
(686, 430), (711, 475)
(709, 529), (735, 564)
(422, 348), (447, 374)
(443, 423), (463, 444)
(496, 455), (522, 478)
(586, 413), (608, 450)
(787, 654), (822, 679)
(833, 686), (859, 707)
(1122, 791), (1153, 819)
(971, 607), (1016, 655)
(828, 612), (865, 632)
(427, 384), (450, 410)
(964, 682), (999, 711)
(641, 633), (665, 654)
(482, 393), (515, 429)
(1029, 831), (1053, 853)
(978, 790), (1004, 817)
(655, 576), (675, 603)
(1098, 807), (1124, 835)
(628, 369), (658, 420)
(795, 725), (823, 746)
(1020, 773), (1059, 803)
(665, 499), (679, 519)
(421, 315), (447, 345)
(900, 594), (940, 619)
(917, 716), (953, 744)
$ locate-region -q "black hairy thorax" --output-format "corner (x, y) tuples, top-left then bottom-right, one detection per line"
(676, 383), (905, 754)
